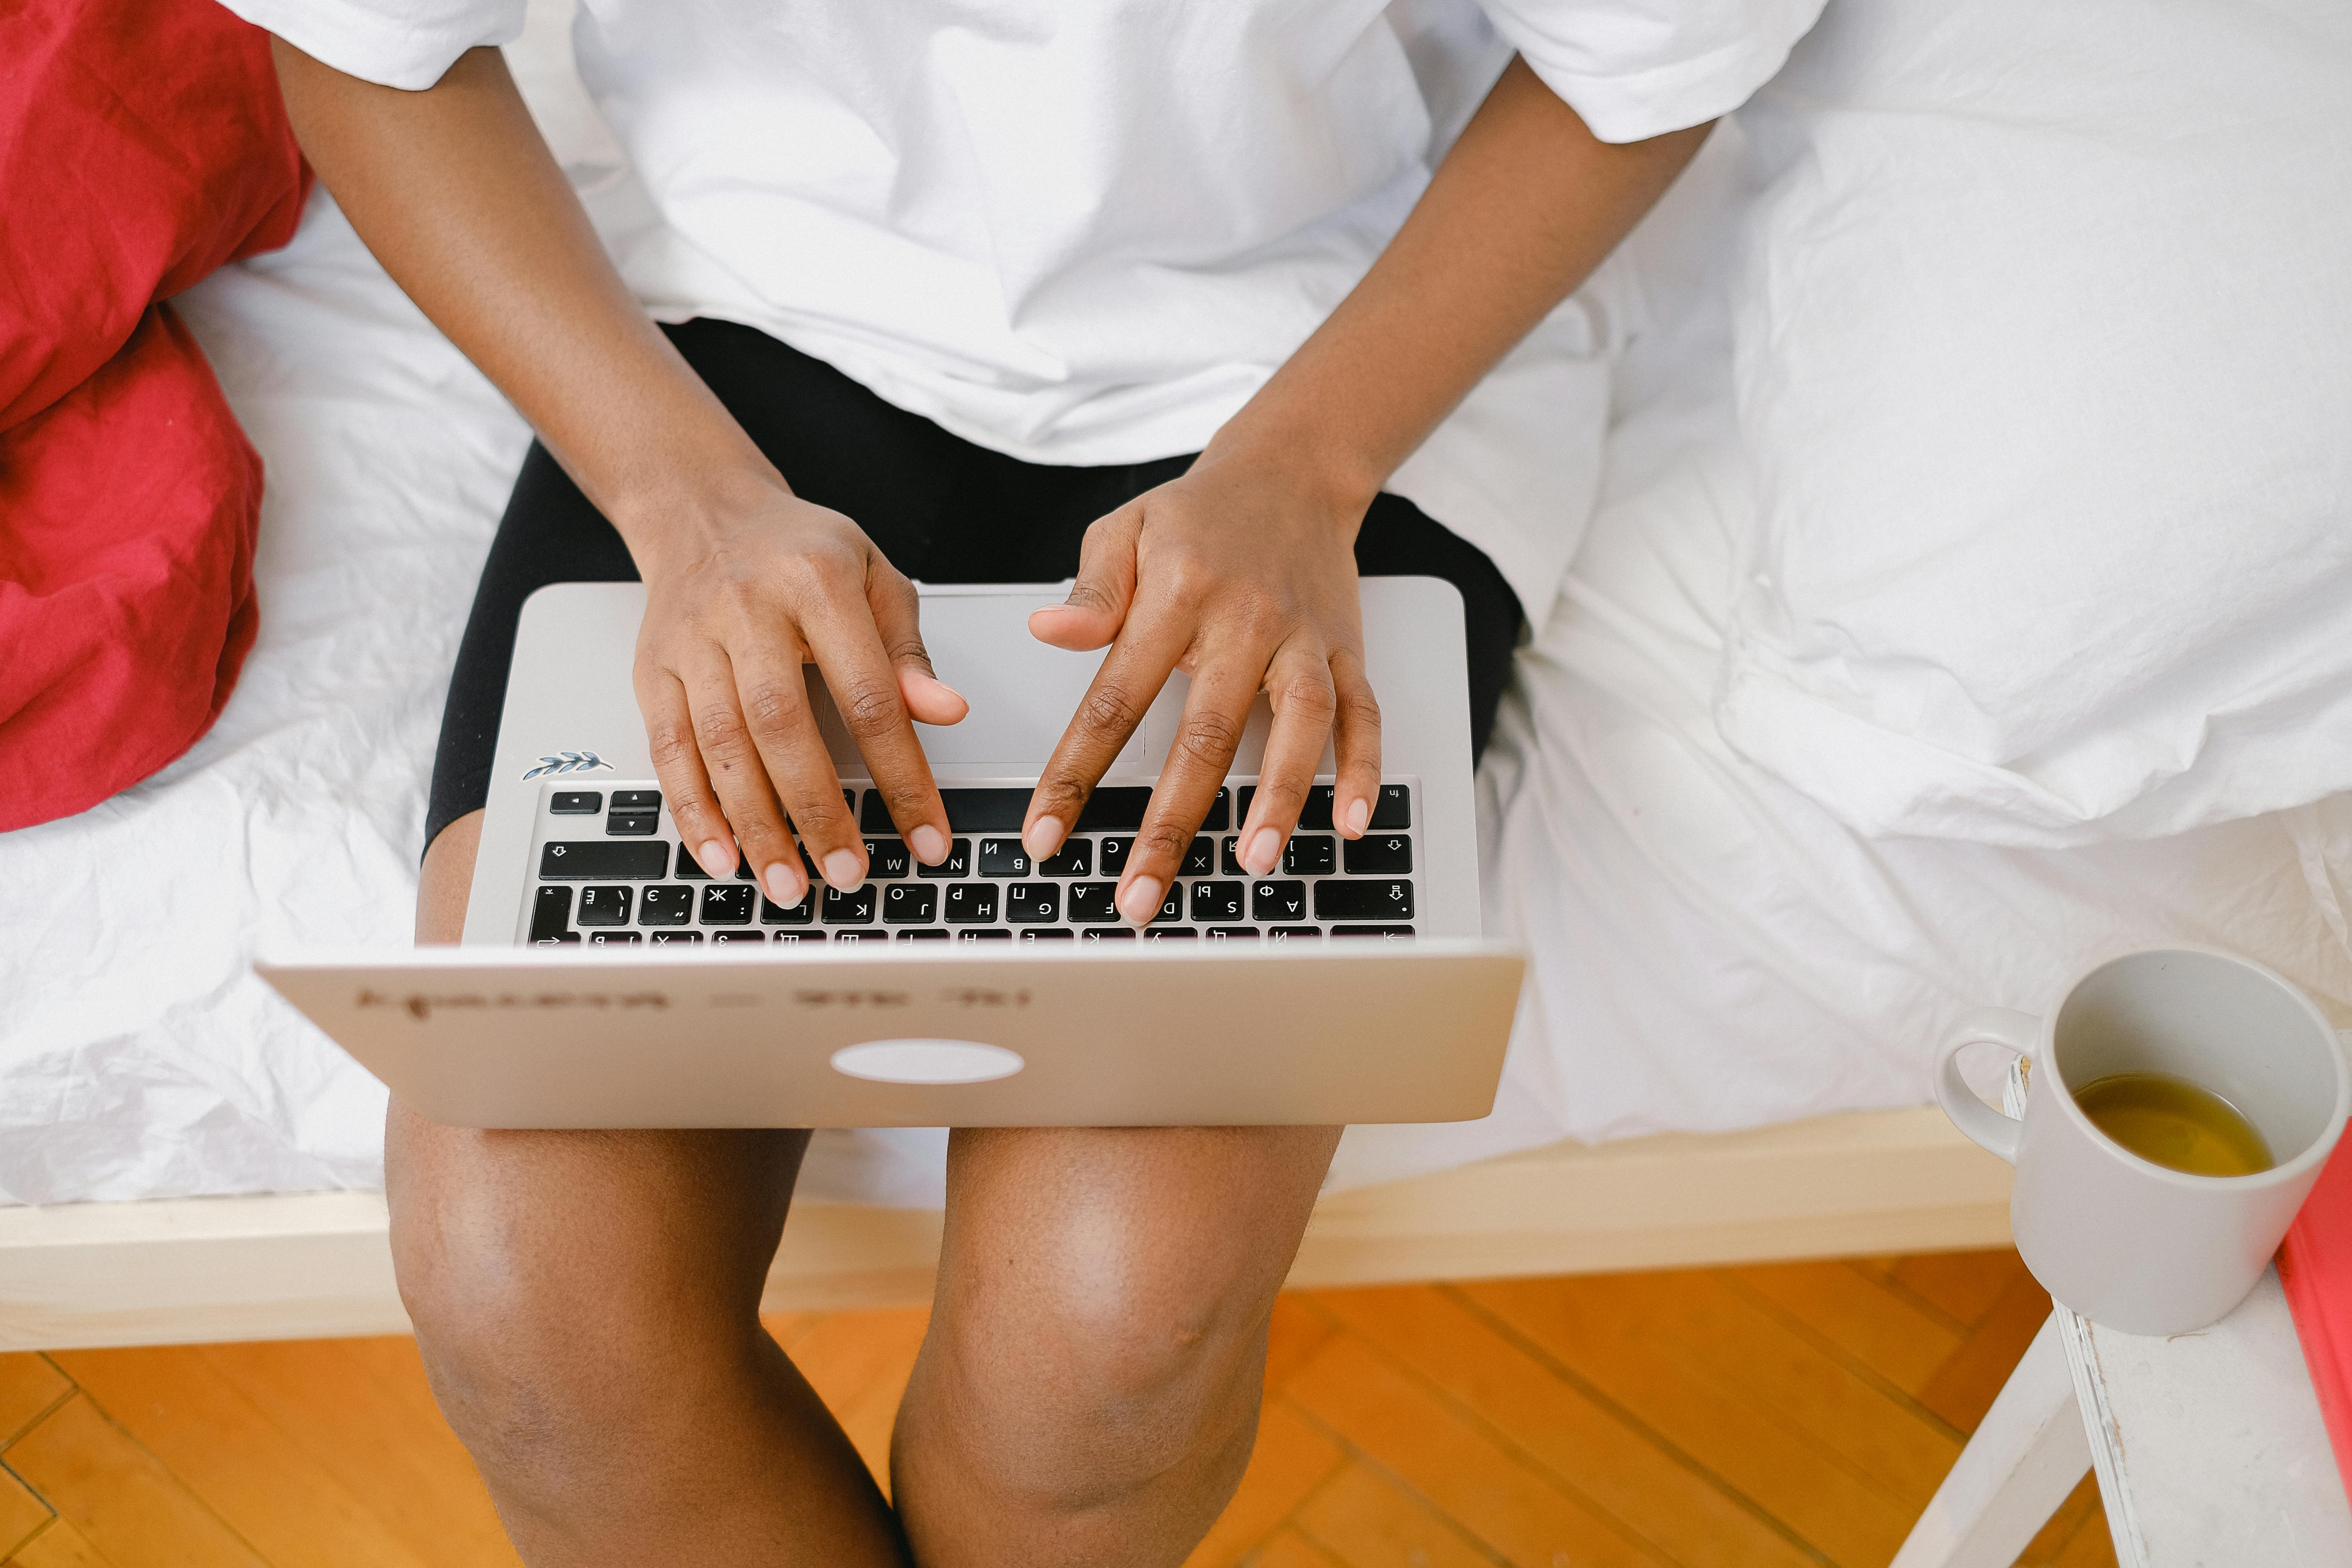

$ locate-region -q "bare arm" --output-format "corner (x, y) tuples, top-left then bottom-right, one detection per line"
(1024, 60), (1707, 921)
(271, 41), (964, 906)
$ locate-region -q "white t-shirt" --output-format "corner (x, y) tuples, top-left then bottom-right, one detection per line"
(231, 0), (1822, 617)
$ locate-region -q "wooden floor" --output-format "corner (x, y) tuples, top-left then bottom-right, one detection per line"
(0, 1248), (2113, 1567)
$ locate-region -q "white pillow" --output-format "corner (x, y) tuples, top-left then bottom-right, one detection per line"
(1715, 0), (2352, 846)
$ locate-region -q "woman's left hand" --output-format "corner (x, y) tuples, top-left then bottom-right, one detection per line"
(1019, 439), (1382, 927)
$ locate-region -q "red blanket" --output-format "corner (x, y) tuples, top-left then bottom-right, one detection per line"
(0, 0), (309, 832)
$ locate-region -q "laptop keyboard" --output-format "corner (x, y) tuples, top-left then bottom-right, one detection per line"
(523, 777), (1420, 948)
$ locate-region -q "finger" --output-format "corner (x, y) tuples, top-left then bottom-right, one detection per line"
(869, 560), (969, 731)
(675, 654), (810, 905)
(799, 571), (948, 872)
(1024, 593), (1189, 870)
(1329, 646), (1383, 839)
(1237, 641), (1338, 876)
(724, 651), (867, 894)
(1029, 505), (1141, 652)
(635, 663), (739, 881)
(1119, 648), (1265, 926)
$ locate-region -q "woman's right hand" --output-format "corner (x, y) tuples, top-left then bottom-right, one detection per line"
(627, 469), (967, 908)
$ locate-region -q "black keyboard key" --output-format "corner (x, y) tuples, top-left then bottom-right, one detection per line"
(1180, 837), (1216, 878)
(859, 790), (892, 832)
(897, 928), (951, 941)
(540, 841), (668, 880)
(700, 884), (754, 925)
(651, 929), (703, 945)
(956, 928), (1013, 941)
(1205, 926), (1259, 940)
(529, 885), (573, 942)
(638, 885), (696, 925)
(612, 790), (662, 811)
(1098, 836), (1134, 877)
(760, 889), (816, 925)
(833, 929), (885, 944)
(822, 885), (878, 924)
(712, 929), (764, 944)
(1343, 834), (1412, 874)
(882, 884), (938, 924)
(1190, 880), (1245, 921)
(1285, 835), (1337, 876)
(1267, 925), (1322, 942)
(1332, 924), (1416, 940)
(943, 883), (998, 923)
(1067, 883), (1119, 923)
(549, 791), (603, 814)
(1037, 839), (1091, 876)
(917, 838), (972, 877)
(768, 930), (825, 945)
(1006, 883), (1060, 923)
(1369, 784), (1411, 830)
(1079, 928), (1136, 942)
(674, 843), (766, 880)
(1240, 784), (1330, 829)
(1203, 787), (1230, 831)
(864, 838), (911, 879)
(1141, 926), (1197, 941)
(1073, 787), (1150, 831)
(606, 809), (658, 835)
(1251, 880), (1309, 922)
(1314, 879), (1413, 921)
(575, 885), (633, 927)
(1154, 885), (1184, 923)
(1018, 928), (1074, 941)
(939, 788), (1032, 832)
(979, 838), (1032, 877)
(586, 929), (642, 945)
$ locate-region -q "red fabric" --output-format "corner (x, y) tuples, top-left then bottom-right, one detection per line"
(0, 0), (308, 832)
(2282, 1136), (2352, 1512)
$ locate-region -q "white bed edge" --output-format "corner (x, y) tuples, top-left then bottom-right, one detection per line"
(0, 1104), (2010, 1351)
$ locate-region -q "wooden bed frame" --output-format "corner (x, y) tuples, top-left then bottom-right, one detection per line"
(0, 1104), (2009, 1351)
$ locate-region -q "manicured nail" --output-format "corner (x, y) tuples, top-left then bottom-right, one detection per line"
(697, 839), (735, 879)
(910, 824), (948, 865)
(1119, 876), (1164, 926)
(1243, 827), (1281, 876)
(1344, 797), (1371, 837)
(1025, 815), (1066, 860)
(822, 848), (864, 893)
(761, 861), (805, 906)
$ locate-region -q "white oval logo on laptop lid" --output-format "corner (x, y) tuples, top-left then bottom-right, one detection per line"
(830, 1039), (1025, 1084)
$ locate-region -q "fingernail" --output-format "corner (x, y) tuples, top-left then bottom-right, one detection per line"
(910, 824), (947, 865)
(762, 861), (805, 906)
(697, 839), (734, 879)
(1243, 827), (1280, 875)
(822, 848), (864, 892)
(1119, 876), (1164, 926)
(1344, 797), (1371, 837)
(1025, 815), (1065, 859)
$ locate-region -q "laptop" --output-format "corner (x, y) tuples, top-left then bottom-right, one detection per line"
(258, 577), (1524, 1128)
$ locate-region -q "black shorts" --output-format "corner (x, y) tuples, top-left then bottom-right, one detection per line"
(425, 318), (1522, 851)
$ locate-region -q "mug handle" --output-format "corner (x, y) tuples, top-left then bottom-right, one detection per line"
(1934, 1007), (2041, 1164)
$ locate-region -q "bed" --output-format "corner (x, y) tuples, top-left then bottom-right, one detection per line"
(5, 0), (2347, 1350)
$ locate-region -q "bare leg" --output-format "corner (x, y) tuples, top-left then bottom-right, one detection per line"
(892, 1124), (1342, 1567)
(395, 812), (906, 1565)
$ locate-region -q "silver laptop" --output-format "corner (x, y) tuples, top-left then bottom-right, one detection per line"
(258, 578), (1523, 1127)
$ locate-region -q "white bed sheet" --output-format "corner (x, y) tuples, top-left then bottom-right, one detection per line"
(4, 106), (2347, 1208)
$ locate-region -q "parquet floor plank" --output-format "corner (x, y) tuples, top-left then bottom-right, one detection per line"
(1314, 1284), (1815, 1568)
(1263, 1295), (1338, 1395)
(46, 1348), (428, 1568)
(0, 1360), (70, 1449)
(782, 1308), (930, 1490)
(2050, 1502), (2122, 1568)
(1291, 1463), (1503, 1568)
(1182, 1402), (1345, 1568)
(2, 1394), (267, 1568)
(4, 1520), (112, 1568)
(1459, 1275), (1915, 1566)
(1242, 1528), (1349, 1568)
(1892, 1251), (2032, 1330)
(2015, 1474), (2104, 1566)
(1723, 1261), (1965, 1398)
(0, 1468), (55, 1558)
(192, 1339), (520, 1568)
(1916, 1269), (2055, 1433)
(1286, 1335), (1662, 1568)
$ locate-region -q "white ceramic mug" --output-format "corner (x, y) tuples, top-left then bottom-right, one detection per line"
(1934, 946), (2350, 1336)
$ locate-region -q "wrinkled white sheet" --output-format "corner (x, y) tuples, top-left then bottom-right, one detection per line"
(3, 115), (2346, 1208)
